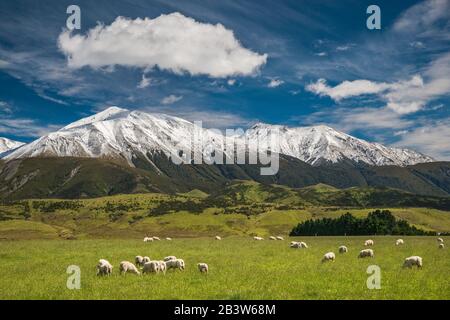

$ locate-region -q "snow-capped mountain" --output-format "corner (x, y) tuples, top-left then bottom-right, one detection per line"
(245, 123), (433, 166)
(0, 137), (25, 155)
(4, 106), (434, 167)
(4, 107), (227, 165)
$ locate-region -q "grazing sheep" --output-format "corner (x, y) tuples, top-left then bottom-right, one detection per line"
(364, 239), (374, 246)
(166, 237), (172, 241)
(97, 259), (113, 276)
(290, 242), (301, 248)
(215, 236), (222, 240)
(339, 246), (348, 254)
(135, 255), (144, 267)
(402, 256), (423, 269)
(152, 236), (161, 241)
(439, 243), (445, 249)
(253, 236), (264, 241)
(396, 239), (404, 246)
(322, 252), (336, 263)
(166, 258), (185, 271)
(300, 241), (308, 248)
(198, 263), (209, 273)
(269, 236), (277, 240)
(119, 261), (140, 275)
(437, 238), (444, 243)
(143, 261), (160, 274)
(159, 261), (167, 274)
(142, 256), (151, 264)
(276, 236), (284, 240)
(164, 255), (177, 262)
(144, 237), (153, 242)
(358, 249), (374, 258)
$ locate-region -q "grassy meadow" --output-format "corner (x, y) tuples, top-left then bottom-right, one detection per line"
(0, 236), (448, 300)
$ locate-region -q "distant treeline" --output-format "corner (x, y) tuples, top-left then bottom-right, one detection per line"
(290, 210), (435, 236)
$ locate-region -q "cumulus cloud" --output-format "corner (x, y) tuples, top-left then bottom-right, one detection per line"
(58, 13), (267, 78)
(305, 66), (450, 115)
(161, 95), (183, 105)
(267, 78), (284, 88)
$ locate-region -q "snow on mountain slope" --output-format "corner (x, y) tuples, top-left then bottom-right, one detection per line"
(245, 123), (433, 166)
(4, 107), (226, 165)
(4, 107), (434, 167)
(0, 137), (25, 155)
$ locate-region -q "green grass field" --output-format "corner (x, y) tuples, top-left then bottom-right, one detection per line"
(0, 236), (448, 300)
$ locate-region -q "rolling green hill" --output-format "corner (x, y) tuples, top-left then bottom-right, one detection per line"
(1, 181), (449, 240)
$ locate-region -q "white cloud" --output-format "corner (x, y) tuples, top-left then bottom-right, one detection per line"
(161, 95), (183, 105)
(336, 45), (352, 51)
(315, 52), (327, 57)
(58, 13), (267, 78)
(393, 0), (450, 33)
(0, 119), (61, 138)
(306, 60), (450, 114)
(306, 78), (392, 101)
(267, 78), (284, 88)
(0, 101), (12, 114)
(137, 74), (151, 89)
(227, 79), (236, 86)
(393, 118), (450, 160)
(298, 106), (413, 132)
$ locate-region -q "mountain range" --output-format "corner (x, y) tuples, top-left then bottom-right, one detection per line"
(0, 107), (449, 200)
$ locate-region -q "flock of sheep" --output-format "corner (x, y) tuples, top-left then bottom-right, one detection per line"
(96, 236), (207, 276)
(96, 236), (445, 276)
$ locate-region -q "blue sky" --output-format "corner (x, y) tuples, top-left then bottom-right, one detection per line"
(0, 0), (449, 159)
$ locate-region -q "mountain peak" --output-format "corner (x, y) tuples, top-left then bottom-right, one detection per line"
(63, 106), (130, 130)
(0, 137), (25, 154)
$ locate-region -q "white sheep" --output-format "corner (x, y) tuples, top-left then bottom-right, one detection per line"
(339, 245), (348, 253)
(143, 261), (160, 274)
(152, 236), (161, 241)
(402, 256), (423, 269)
(322, 252), (336, 263)
(364, 239), (374, 246)
(97, 259), (113, 276)
(142, 256), (151, 264)
(215, 236), (222, 240)
(269, 236), (277, 240)
(276, 236), (284, 240)
(135, 255), (144, 267)
(159, 261), (167, 274)
(290, 241), (301, 248)
(119, 261), (140, 275)
(437, 238), (444, 243)
(253, 236), (264, 241)
(358, 249), (374, 258)
(198, 263), (209, 273)
(164, 255), (177, 262)
(166, 237), (172, 241)
(300, 241), (308, 248)
(438, 243), (445, 249)
(144, 237), (153, 242)
(396, 239), (404, 246)
(166, 258), (185, 271)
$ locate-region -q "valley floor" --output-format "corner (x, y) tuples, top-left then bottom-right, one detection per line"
(0, 237), (448, 300)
